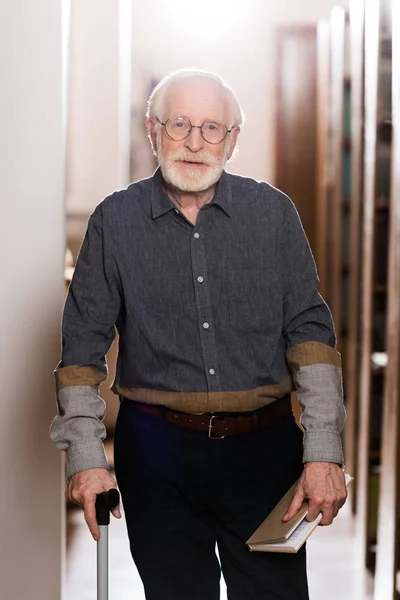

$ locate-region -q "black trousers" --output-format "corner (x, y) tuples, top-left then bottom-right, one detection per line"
(114, 400), (309, 600)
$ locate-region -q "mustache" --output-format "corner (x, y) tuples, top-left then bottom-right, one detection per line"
(167, 148), (222, 167)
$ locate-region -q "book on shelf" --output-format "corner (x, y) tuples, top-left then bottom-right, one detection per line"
(246, 473), (353, 554)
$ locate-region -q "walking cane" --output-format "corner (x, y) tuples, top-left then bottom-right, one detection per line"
(95, 488), (120, 600)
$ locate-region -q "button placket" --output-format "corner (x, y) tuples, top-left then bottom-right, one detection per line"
(190, 223), (220, 392)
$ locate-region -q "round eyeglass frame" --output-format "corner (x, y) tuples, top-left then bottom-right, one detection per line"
(155, 116), (233, 144)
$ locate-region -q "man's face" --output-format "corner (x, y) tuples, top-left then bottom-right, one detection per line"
(149, 79), (240, 193)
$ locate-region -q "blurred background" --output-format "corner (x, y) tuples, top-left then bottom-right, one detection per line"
(1, 0), (399, 598)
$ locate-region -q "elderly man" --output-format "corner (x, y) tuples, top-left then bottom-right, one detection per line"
(51, 69), (347, 600)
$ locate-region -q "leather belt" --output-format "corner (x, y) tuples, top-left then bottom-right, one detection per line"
(123, 395), (292, 438)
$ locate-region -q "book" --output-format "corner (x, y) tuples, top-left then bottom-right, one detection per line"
(246, 473), (353, 554)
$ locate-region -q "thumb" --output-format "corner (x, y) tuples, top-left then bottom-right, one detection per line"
(283, 489), (305, 522)
(111, 506), (121, 519)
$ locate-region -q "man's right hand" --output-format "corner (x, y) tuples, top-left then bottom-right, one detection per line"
(66, 467), (121, 541)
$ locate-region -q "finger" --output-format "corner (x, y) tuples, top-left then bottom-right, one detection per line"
(331, 495), (346, 519)
(338, 490), (348, 509)
(319, 507), (335, 526)
(334, 496), (344, 516)
(283, 490), (305, 522)
(69, 485), (84, 508)
(111, 505), (121, 519)
(306, 499), (323, 522)
(318, 488), (346, 523)
(83, 497), (100, 541)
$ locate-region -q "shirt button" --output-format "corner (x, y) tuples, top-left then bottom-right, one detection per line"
(194, 232), (200, 239)
(203, 322), (210, 329)
(174, 209), (179, 214)
(197, 276), (204, 283)
(209, 368), (215, 375)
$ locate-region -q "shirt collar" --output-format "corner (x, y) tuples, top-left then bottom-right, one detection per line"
(150, 167), (232, 219)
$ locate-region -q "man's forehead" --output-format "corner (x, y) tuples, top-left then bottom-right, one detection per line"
(161, 78), (230, 121)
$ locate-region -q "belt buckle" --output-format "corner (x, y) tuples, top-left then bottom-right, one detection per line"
(208, 415), (225, 439)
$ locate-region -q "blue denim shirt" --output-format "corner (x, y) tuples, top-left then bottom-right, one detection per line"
(50, 168), (345, 478)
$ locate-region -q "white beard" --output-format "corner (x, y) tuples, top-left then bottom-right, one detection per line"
(156, 130), (230, 193)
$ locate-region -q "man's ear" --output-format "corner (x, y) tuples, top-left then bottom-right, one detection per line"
(226, 127), (240, 160)
(146, 118), (157, 152)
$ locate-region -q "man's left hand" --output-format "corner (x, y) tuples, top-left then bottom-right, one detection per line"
(282, 462), (347, 526)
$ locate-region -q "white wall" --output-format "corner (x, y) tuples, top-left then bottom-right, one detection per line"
(0, 2), (67, 598)
(66, 0), (132, 216)
(130, 0), (348, 184)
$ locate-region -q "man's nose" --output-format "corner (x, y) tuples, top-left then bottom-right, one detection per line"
(184, 126), (204, 152)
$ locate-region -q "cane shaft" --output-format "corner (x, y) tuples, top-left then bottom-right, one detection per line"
(97, 526), (109, 600)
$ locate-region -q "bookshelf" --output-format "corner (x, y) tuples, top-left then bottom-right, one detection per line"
(356, 0), (392, 576)
(315, 7), (353, 357)
(344, 0), (365, 511)
(315, 0), (399, 588)
(279, 0), (400, 585)
(326, 6), (348, 354)
(316, 6), (359, 500)
(315, 18), (330, 300)
(373, 0), (399, 596)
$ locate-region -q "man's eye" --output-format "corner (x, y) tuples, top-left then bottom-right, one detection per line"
(172, 121), (189, 130)
(204, 122), (220, 132)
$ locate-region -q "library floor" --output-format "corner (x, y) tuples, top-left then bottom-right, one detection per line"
(67, 493), (374, 600)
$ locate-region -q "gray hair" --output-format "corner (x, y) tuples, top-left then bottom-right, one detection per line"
(146, 68), (245, 128)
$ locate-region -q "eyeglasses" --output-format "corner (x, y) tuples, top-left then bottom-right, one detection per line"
(155, 116), (233, 144)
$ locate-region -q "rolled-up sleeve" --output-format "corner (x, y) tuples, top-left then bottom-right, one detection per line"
(280, 196), (346, 465)
(50, 208), (122, 479)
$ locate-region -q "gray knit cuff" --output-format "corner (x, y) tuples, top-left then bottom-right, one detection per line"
(303, 430), (344, 465)
(66, 441), (109, 480)
(49, 385), (109, 479)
